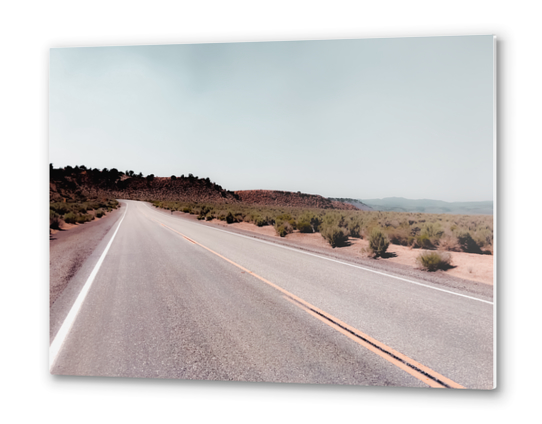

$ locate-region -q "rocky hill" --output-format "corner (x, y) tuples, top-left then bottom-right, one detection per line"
(50, 165), (356, 210)
(234, 190), (357, 210)
(50, 166), (240, 204)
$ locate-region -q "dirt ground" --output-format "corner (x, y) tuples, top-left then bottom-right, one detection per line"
(208, 219), (494, 285)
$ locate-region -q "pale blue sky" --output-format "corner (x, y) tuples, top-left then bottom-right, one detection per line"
(49, 35), (494, 202)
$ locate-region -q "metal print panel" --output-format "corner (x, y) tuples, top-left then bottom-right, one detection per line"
(49, 35), (495, 389)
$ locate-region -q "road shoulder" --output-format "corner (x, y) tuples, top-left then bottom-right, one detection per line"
(50, 205), (124, 308)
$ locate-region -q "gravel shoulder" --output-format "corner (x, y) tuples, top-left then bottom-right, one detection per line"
(49, 205), (123, 307)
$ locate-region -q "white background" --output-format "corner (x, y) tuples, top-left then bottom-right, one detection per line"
(1, 1), (539, 422)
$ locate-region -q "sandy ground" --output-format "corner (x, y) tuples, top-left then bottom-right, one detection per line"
(208, 219), (494, 285)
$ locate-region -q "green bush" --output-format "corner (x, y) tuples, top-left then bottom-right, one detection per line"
(95, 209), (105, 218)
(347, 216), (364, 238)
(416, 251), (452, 272)
(369, 228), (390, 257)
(275, 213), (296, 230)
(297, 218), (313, 233)
(76, 214), (93, 224)
(274, 221), (293, 237)
(50, 202), (69, 215)
(253, 215), (268, 227)
(299, 212), (321, 232)
(63, 212), (77, 224)
(320, 224), (348, 248)
(413, 234), (434, 249)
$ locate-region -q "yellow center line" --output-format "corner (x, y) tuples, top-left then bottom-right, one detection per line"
(158, 220), (465, 389)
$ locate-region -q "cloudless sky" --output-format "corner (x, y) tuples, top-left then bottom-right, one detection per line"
(49, 35), (494, 202)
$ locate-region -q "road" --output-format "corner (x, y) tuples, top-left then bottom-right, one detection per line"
(49, 200), (494, 389)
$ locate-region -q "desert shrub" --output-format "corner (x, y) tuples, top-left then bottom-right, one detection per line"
(456, 231), (482, 253)
(320, 224), (349, 248)
(368, 228), (390, 257)
(76, 214), (93, 224)
(387, 227), (410, 246)
(225, 211), (235, 224)
(215, 210), (228, 221)
(419, 222), (444, 246)
(297, 212), (321, 232)
(473, 229), (493, 249)
(95, 209), (105, 218)
(182, 206), (191, 213)
(296, 218), (313, 233)
(275, 213), (296, 230)
(437, 234), (461, 252)
(49, 210), (61, 229)
(274, 221), (293, 237)
(416, 251), (452, 272)
(347, 216), (364, 238)
(321, 211), (346, 229)
(253, 215), (268, 227)
(63, 212), (77, 224)
(412, 234), (434, 249)
(50, 202), (69, 215)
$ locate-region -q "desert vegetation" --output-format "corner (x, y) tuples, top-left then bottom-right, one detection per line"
(151, 201), (493, 255)
(50, 199), (119, 229)
(416, 251), (453, 272)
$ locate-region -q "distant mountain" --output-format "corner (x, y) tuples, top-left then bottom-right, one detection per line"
(359, 197), (493, 215)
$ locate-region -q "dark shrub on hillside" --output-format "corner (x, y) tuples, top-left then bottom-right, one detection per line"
(416, 251), (452, 272)
(369, 228), (390, 257)
(320, 225), (349, 248)
(95, 209), (105, 218)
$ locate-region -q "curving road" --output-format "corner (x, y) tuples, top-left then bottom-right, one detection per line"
(49, 200), (494, 389)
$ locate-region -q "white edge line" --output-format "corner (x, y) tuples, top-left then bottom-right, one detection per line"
(146, 203), (493, 306)
(49, 204), (128, 371)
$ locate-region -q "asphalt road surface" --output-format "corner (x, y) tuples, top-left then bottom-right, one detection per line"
(50, 200), (494, 389)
